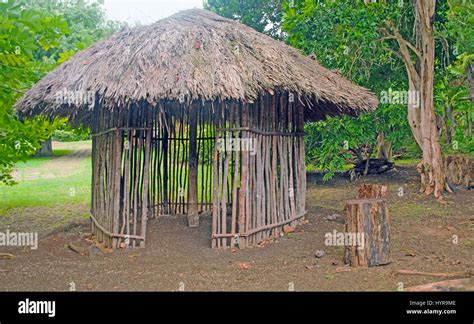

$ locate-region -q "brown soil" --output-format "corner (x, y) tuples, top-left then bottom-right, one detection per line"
(0, 166), (473, 291)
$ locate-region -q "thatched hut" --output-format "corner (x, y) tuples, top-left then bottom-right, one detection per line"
(16, 9), (378, 249)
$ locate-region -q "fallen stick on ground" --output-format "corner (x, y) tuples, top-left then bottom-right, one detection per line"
(394, 269), (472, 278)
(0, 253), (16, 259)
(405, 278), (474, 291)
(67, 243), (89, 256)
(335, 266), (359, 273)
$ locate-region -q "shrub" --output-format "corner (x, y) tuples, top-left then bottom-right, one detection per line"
(52, 129), (91, 142)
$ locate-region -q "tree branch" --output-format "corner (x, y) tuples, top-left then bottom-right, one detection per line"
(380, 24), (421, 87)
(0, 84), (26, 94)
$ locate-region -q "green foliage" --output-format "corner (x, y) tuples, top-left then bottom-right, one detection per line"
(304, 102), (415, 180)
(26, 0), (126, 58)
(305, 115), (369, 180)
(52, 127), (91, 142)
(0, 116), (59, 185)
(204, 0), (284, 38)
(0, 0), (69, 185)
(445, 0), (474, 55)
(206, 0), (453, 178)
(282, 0), (416, 178)
(436, 53), (474, 153)
(0, 0), (70, 105)
(435, 0), (474, 155)
(0, 0), (122, 185)
(283, 0), (410, 86)
(282, 0), (472, 178)
(209, 0), (472, 178)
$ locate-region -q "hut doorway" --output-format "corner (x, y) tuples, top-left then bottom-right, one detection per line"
(90, 93), (307, 249)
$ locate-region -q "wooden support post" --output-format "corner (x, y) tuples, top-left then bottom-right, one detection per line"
(239, 103), (249, 247)
(188, 103), (199, 227)
(211, 136), (220, 248)
(112, 128), (122, 248)
(297, 101), (306, 216)
(162, 123), (169, 214)
(343, 198), (391, 267)
(230, 104), (240, 249)
(140, 109), (152, 247)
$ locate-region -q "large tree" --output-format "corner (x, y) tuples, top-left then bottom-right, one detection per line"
(207, 0), (469, 192)
(381, 1), (446, 198)
(282, 0), (414, 178)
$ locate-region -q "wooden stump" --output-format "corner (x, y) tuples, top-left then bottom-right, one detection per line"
(343, 198), (391, 267)
(444, 155), (472, 188)
(34, 138), (53, 157)
(358, 184), (388, 199)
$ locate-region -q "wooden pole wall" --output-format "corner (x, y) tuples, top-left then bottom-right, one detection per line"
(90, 92), (306, 249)
(211, 91), (307, 248)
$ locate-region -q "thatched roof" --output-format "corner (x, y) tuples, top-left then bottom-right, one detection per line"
(15, 9), (378, 122)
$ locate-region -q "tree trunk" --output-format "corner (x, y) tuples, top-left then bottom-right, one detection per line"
(417, 0), (445, 198)
(34, 138), (53, 157)
(350, 147), (364, 163)
(376, 132), (393, 161)
(343, 198), (391, 267)
(383, 1), (445, 198)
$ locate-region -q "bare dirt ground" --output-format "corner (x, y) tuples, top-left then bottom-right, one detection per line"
(0, 165), (473, 291)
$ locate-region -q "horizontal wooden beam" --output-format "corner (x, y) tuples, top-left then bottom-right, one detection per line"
(217, 127), (306, 137)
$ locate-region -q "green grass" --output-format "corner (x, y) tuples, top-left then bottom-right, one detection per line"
(393, 158), (420, 166)
(324, 272), (335, 280)
(14, 157), (52, 171)
(306, 163), (353, 172)
(306, 157), (422, 173)
(0, 157), (91, 214)
(52, 149), (73, 156)
(390, 201), (449, 219)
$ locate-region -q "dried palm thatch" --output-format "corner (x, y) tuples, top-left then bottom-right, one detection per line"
(15, 9), (378, 122)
